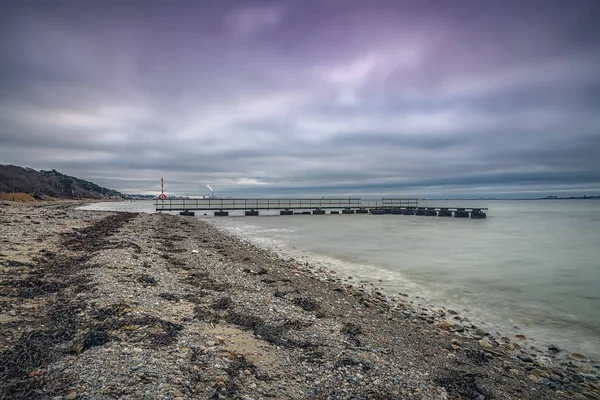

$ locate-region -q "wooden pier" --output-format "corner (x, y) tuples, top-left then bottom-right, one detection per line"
(155, 197), (487, 219)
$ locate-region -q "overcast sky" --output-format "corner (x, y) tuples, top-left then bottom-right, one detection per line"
(1, 0), (599, 198)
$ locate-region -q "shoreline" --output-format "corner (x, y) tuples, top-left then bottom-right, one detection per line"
(1, 201), (598, 399)
(208, 217), (600, 361)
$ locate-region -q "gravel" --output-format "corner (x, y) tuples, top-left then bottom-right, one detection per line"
(1, 201), (598, 399)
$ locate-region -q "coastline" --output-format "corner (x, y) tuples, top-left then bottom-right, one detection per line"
(1, 201), (598, 399)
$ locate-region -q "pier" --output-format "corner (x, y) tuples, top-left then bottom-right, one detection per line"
(154, 197), (487, 219)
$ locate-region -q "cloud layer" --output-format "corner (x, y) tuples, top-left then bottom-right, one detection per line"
(1, 0), (599, 197)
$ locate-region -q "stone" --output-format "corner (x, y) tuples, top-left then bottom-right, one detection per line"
(65, 392), (77, 400)
(438, 321), (451, 331)
(8, 309), (17, 316)
(548, 344), (561, 353)
(518, 354), (534, 363)
(528, 374), (539, 382)
(206, 340), (217, 347)
(479, 339), (492, 349)
(571, 352), (587, 359)
(550, 374), (562, 382)
(572, 374), (585, 383)
(515, 334), (527, 340)
(531, 369), (549, 378)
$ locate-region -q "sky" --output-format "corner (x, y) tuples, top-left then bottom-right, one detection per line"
(1, 0), (599, 198)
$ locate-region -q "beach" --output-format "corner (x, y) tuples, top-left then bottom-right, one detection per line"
(1, 201), (599, 399)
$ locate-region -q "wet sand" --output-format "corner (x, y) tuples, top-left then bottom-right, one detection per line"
(1, 201), (598, 399)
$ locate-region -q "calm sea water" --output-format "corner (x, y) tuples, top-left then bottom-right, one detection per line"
(81, 200), (600, 358)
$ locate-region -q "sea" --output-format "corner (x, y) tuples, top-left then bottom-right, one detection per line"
(80, 199), (600, 358)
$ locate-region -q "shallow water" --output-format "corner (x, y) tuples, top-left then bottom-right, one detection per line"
(82, 199), (600, 358)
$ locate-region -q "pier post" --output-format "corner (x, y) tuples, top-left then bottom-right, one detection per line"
(454, 208), (469, 218)
(312, 209), (326, 215)
(438, 208), (452, 217)
(425, 208), (437, 216)
(471, 209), (487, 219)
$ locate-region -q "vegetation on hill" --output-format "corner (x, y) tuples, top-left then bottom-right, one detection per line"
(0, 164), (122, 199)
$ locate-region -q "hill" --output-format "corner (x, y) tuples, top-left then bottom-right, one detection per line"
(0, 164), (123, 199)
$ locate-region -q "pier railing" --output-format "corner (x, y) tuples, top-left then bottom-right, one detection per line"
(155, 197), (362, 211)
(381, 198), (419, 208)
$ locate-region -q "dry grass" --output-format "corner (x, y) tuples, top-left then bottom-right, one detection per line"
(0, 192), (36, 202)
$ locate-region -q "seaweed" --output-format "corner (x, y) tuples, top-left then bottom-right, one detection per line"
(158, 292), (180, 302)
(226, 353), (256, 377)
(341, 322), (363, 337)
(211, 296), (233, 310)
(137, 274), (158, 286)
(292, 297), (320, 312)
(435, 371), (490, 399)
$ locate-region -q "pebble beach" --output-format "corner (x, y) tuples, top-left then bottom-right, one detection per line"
(1, 201), (599, 399)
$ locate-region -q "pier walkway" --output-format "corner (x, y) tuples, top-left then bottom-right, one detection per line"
(155, 198), (488, 219)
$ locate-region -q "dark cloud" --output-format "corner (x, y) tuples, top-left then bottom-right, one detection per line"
(1, 0), (599, 197)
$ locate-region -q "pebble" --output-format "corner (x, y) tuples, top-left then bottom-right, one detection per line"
(530, 369), (549, 378)
(515, 334), (527, 340)
(478, 339), (492, 349)
(550, 374), (562, 382)
(571, 352), (587, 359)
(518, 354), (534, 363)
(438, 321), (451, 331)
(548, 344), (561, 353)
(65, 392), (77, 400)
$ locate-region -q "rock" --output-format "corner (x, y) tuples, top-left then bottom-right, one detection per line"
(8, 309), (17, 316)
(438, 321), (451, 331)
(571, 374), (585, 383)
(509, 369), (521, 377)
(571, 352), (587, 359)
(479, 339), (492, 349)
(548, 344), (561, 353)
(528, 374), (539, 382)
(538, 378), (553, 387)
(515, 333), (527, 340)
(450, 339), (462, 346)
(206, 340), (217, 347)
(582, 391), (600, 400)
(65, 392), (77, 400)
(531, 369), (549, 378)
(518, 354), (534, 363)
(550, 374), (562, 382)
